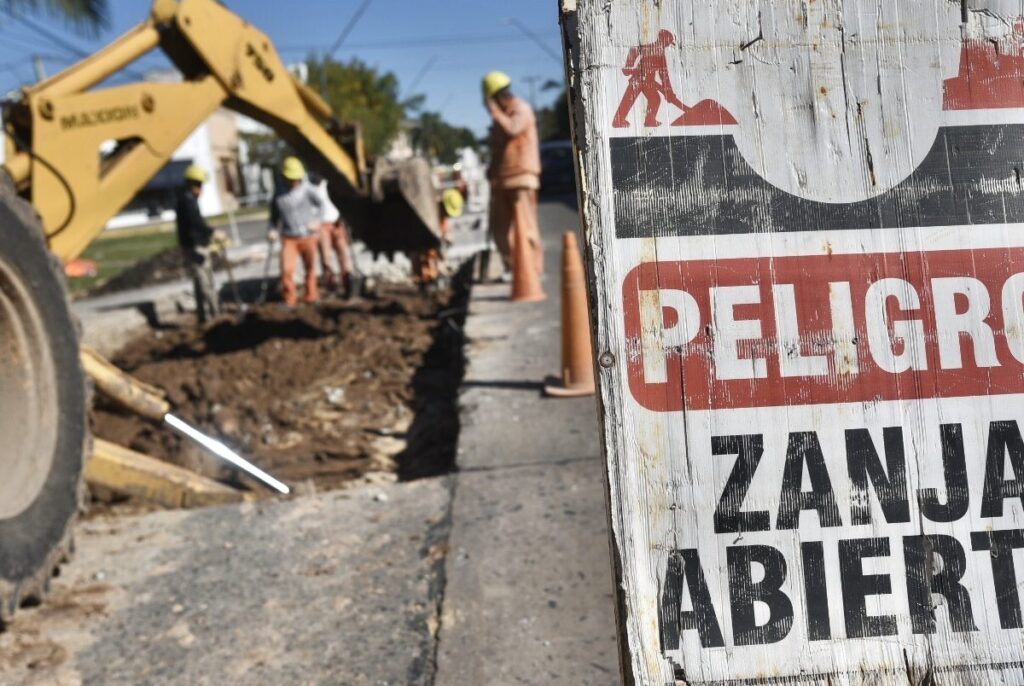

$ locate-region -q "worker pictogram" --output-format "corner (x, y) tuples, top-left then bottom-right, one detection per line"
(612, 29), (736, 128)
(612, 29), (686, 128)
(944, 15), (1024, 110)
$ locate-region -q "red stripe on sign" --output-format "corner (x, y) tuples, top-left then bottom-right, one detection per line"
(623, 248), (1024, 412)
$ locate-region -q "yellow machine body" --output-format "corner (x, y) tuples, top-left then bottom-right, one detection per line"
(1, 0), (440, 263)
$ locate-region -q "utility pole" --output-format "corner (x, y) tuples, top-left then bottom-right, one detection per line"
(31, 55), (46, 81)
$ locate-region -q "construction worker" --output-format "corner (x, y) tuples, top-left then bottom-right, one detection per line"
(176, 164), (225, 324)
(268, 156), (323, 306)
(483, 70), (543, 284)
(311, 176), (355, 295)
(411, 186), (463, 290)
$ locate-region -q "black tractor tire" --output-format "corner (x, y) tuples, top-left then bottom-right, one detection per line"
(0, 178), (87, 624)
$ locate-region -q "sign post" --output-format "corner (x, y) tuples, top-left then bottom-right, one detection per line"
(561, 1), (1024, 684)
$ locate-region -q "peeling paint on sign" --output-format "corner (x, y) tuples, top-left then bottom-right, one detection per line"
(561, 1), (1024, 684)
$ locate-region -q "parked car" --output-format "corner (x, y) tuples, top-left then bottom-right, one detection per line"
(540, 140), (576, 195)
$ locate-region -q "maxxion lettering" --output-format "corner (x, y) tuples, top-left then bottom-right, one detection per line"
(624, 248), (1024, 411)
(60, 105), (140, 130)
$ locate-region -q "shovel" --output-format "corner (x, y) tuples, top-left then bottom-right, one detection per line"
(215, 238), (245, 313)
(255, 238), (277, 306)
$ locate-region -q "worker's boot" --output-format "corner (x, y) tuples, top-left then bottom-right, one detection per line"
(344, 273), (364, 300)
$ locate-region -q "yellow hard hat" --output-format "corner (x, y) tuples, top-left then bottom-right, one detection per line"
(482, 70), (512, 99)
(282, 156), (306, 181)
(184, 164), (208, 184)
(442, 188), (465, 218)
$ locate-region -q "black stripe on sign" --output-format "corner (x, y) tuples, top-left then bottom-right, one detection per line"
(611, 125), (1024, 238)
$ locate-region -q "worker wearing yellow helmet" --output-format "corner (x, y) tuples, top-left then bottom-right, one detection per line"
(268, 156), (325, 305)
(176, 163), (226, 324)
(410, 186), (466, 289)
(482, 70), (544, 297)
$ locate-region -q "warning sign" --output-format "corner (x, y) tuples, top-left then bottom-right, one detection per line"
(561, 2), (1024, 684)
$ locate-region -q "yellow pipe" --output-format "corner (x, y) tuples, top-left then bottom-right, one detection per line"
(29, 23), (160, 99)
(80, 347), (171, 422)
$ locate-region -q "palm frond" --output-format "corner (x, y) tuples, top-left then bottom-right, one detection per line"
(4, 0), (108, 32)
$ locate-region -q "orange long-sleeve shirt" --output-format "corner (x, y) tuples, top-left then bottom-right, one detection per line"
(488, 95), (541, 188)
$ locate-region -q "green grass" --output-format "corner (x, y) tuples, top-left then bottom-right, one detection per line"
(68, 229), (178, 296)
(66, 206), (269, 297)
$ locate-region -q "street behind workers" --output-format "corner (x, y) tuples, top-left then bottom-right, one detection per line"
(175, 164), (226, 324)
(268, 156), (325, 306)
(483, 70), (544, 300)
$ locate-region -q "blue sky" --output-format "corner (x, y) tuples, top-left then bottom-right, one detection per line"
(0, 0), (564, 135)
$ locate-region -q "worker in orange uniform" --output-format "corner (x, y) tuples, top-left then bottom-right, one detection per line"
(482, 71), (543, 285)
(268, 156), (323, 306)
(321, 216), (356, 295)
(311, 176), (356, 296)
(411, 187), (464, 290)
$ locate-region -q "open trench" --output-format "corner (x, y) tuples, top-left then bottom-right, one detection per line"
(89, 269), (470, 509)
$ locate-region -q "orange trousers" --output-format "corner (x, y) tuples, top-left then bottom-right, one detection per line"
(319, 222), (353, 289)
(281, 235), (320, 305)
(411, 217), (449, 285)
(489, 187), (543, 276)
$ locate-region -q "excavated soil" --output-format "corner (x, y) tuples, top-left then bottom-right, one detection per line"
(91, 247), (186, 295)
(89, 247), (247, 297)
(90, 279), (467, 504)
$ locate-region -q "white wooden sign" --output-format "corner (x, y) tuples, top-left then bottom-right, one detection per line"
(561, 1), (1024, 683)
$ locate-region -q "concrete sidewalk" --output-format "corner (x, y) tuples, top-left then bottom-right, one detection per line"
(434, 200), (620, 685)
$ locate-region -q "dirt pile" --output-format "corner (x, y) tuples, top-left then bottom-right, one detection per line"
(91, 247), (185, 296)
(90, 248), (250, 297)
(91, 281), (466, 499)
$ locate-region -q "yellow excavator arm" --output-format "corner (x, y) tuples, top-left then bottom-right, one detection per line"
(1, 0), (436, 263)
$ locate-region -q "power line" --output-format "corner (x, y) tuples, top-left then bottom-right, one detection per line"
(278, 29), (558, 54)
(327, 0), (375, 60)
(0, 24), (71, 56)
(501, 18), (563, 65)
(8, 11), (89, 59)
(402, 55), (436, 98)
(5, 10), (152, 82)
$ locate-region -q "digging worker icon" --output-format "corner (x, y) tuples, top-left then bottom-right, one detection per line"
(613, 29), (688, 128)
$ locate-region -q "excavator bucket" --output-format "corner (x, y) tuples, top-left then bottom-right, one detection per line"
(367, 157), (443, 254)
(323, 157), (442, 256)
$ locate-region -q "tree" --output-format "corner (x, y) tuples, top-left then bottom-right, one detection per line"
(537, 86), (571, 142)
(413, 112), (477, 164)
(4, 0), (107, 29)
(306, 56), (408, 159)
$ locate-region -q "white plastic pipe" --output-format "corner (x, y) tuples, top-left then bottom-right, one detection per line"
(163, 413), (290, 495)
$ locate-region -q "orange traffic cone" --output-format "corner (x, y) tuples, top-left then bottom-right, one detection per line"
(545, 232), (596, 398)
(511, 216), (546, 303)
